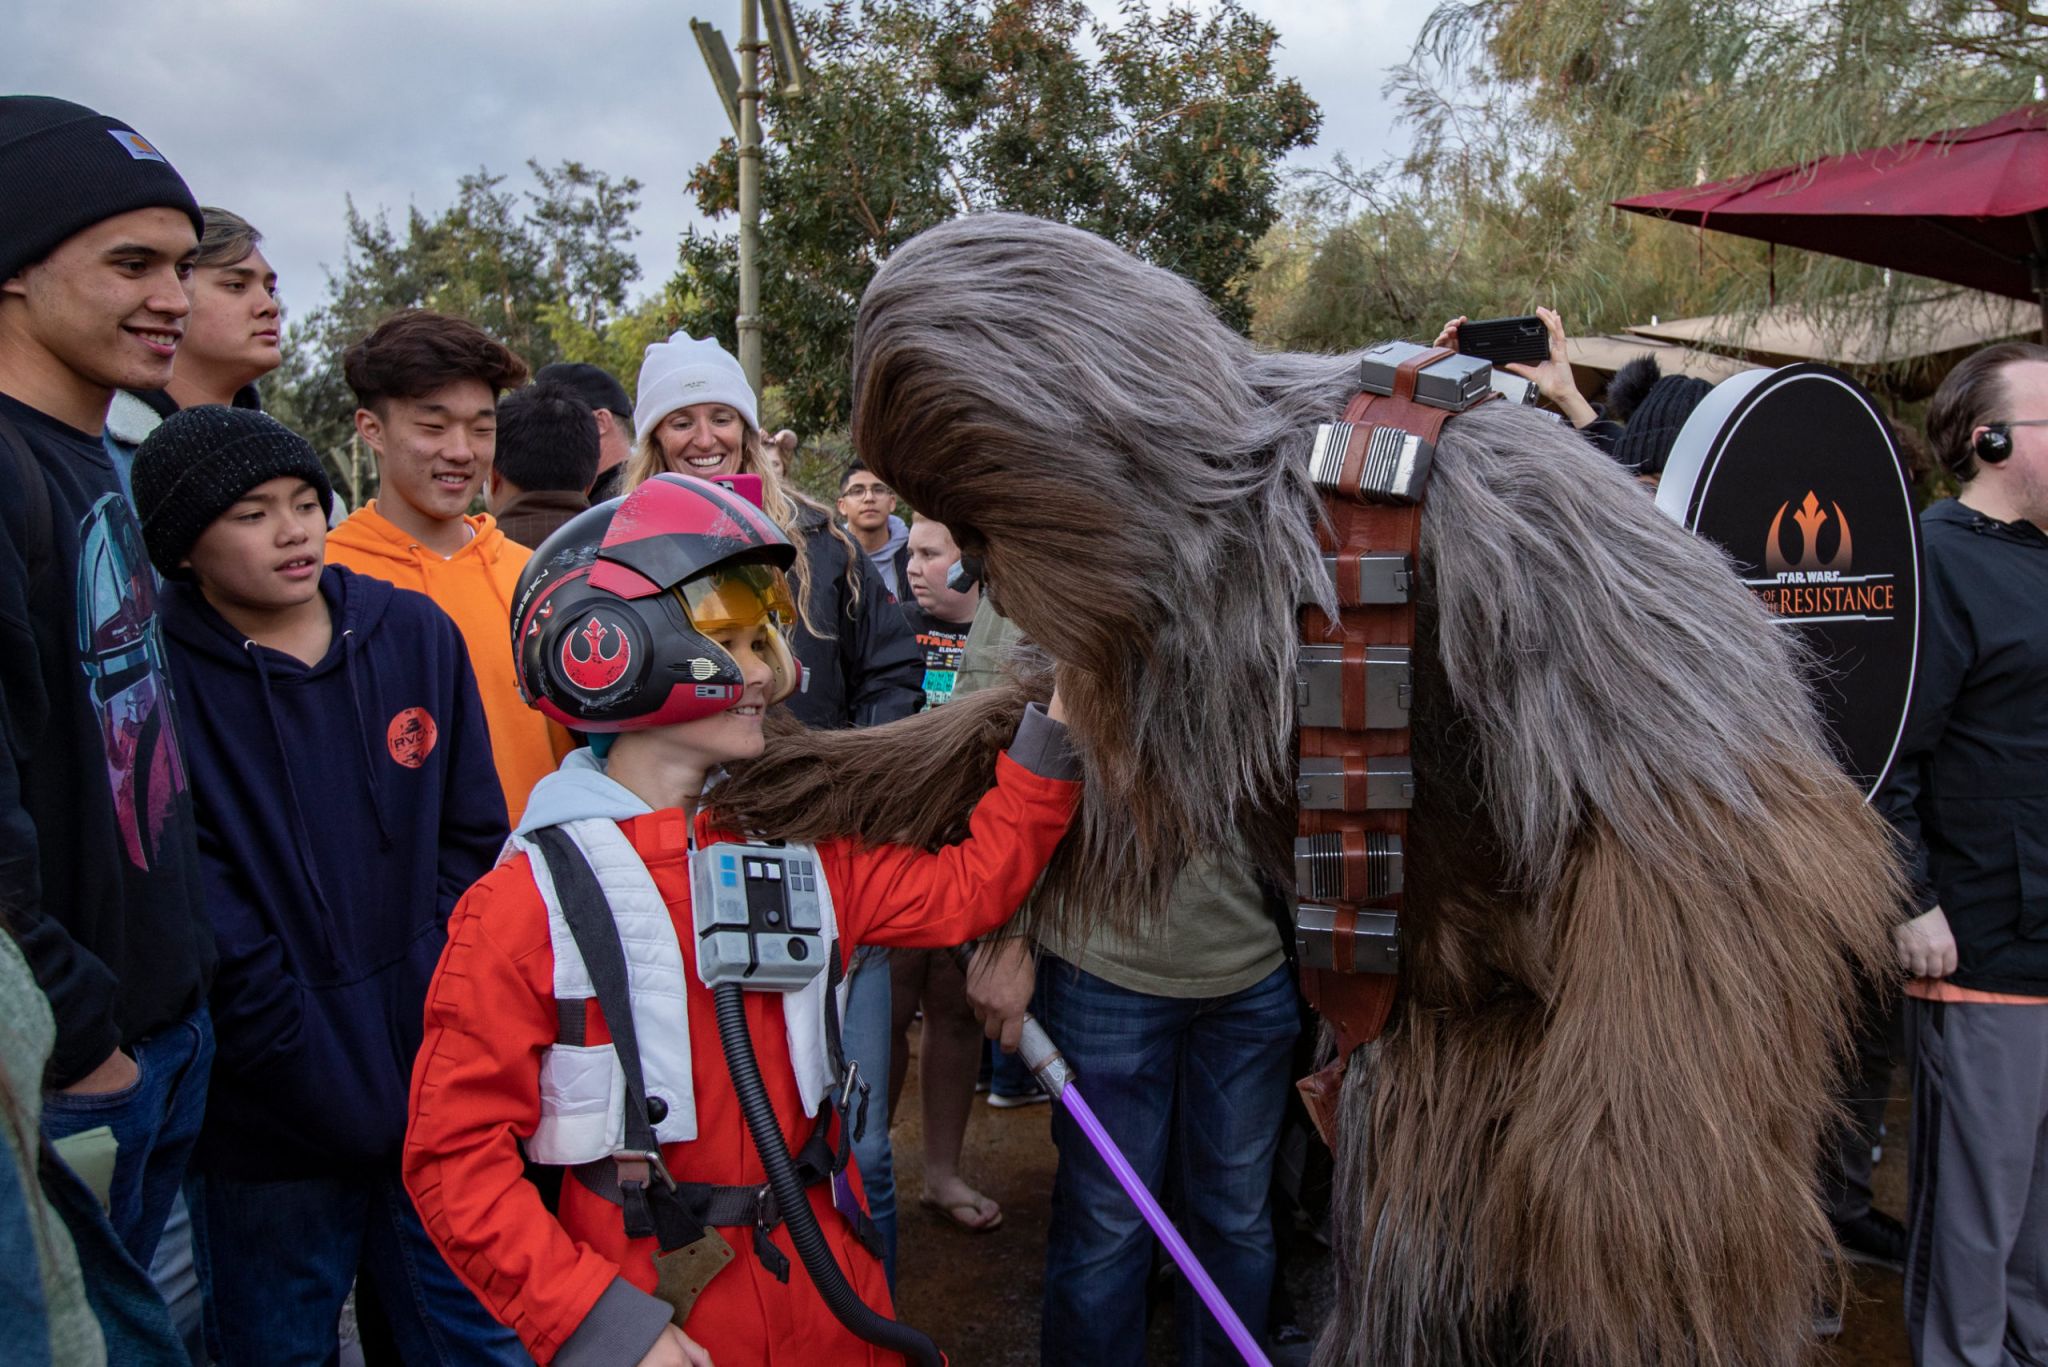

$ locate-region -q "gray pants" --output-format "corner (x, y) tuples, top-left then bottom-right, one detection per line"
(1906, 997), (2048, 1366)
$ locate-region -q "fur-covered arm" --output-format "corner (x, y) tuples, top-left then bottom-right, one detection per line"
(820, 719), (1081, 950)
(709, 680), (1050, 851)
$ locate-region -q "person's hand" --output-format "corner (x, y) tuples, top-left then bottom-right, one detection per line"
(1432, 317), (1465, 351)
(60, 1048), (138, 1096)
(1503, 305), (1597, 429)
(1895, 905), (1958, 980)
(966, 939), (1037, 1054)
(635, 1325), (713, 1367)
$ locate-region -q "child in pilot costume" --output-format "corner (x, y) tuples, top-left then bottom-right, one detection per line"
(403, 473), (1078, 1366)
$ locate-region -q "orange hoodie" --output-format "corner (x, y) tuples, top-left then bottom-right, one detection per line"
(326, 503), (567, 825)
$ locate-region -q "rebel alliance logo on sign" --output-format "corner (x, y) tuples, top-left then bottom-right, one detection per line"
(1766, 492), (1853, 575)
(561, 612), (633, 693)
(1657, 364), (1921, 799)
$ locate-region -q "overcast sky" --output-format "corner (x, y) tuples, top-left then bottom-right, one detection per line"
(6, 0), (1428, 325)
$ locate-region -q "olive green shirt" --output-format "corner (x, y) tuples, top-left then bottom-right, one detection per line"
(955, 598), (1283, 997)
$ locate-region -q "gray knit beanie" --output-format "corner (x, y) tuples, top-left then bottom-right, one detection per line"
(0, 96), (203, 282)
(132, 407), (334, 578)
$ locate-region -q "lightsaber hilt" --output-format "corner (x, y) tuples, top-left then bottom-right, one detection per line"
(948, 944), (1074, 1100)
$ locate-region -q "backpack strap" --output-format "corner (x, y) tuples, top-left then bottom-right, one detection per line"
(0, 412), (56, 600)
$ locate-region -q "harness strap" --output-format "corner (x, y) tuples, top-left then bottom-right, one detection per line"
(530, 828), (698, 1253)
(569, 1113), (886, 1266)
(533, 826), (881, 1271)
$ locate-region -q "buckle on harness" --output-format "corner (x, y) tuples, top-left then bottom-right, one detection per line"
(836, 1059), (870, 1148)
(615, 1149), (677, 1194)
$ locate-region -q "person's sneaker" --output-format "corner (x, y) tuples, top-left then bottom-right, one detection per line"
(1834, 1209), (1908, 1273)
(987, 1085), (1050, 1109)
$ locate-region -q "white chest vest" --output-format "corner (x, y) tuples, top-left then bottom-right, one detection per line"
(509, 818), (844, 1167)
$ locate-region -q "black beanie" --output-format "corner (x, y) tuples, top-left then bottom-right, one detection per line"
(132, 407), (335, 579)
(1610, 369), (1714, 477)
(0, 96), (204, 283)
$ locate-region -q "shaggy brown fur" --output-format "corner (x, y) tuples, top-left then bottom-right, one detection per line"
(717, 680), (1045, 852)
(1320, 398), (1903, 1365)
(713, 213), (1903, 1365)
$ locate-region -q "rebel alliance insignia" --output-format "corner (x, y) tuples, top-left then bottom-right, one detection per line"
(1765, 490), (1853, 575)
(562, 613), (632, 692)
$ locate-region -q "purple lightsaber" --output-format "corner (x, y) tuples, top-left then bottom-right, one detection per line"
(954, 949), (1274, 1366)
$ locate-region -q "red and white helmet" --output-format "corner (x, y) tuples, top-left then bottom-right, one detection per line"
(511, 474), (802, 731)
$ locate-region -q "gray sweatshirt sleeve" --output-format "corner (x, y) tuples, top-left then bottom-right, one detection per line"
(1006, 701), (1080, 782)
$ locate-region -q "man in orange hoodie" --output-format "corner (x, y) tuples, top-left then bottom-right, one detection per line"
(327, 309), (564, 823)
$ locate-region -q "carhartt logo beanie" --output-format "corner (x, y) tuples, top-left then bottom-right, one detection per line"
(0, 96), (204, 283)
(633, 332), (759, 445)
(132, 407), (335, 579)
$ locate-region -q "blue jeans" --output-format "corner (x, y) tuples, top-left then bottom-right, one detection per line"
(42, 1003), (213, 1271)
(199, 1168), (530, 1367)
(1037, 958), (1299, 1366)
(841, 946), (897, 1284)
(39, 1143), (187, 1366)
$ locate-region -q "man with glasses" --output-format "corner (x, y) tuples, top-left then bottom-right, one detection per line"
(1877, 341), (2048, 1365)
(838, 458), (911, 600)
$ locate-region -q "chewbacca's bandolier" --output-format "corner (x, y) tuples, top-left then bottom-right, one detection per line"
(1294, 344), (1497, 1136)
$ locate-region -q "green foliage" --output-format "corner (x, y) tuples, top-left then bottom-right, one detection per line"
(266, 160), (668, 504)
(1254, 0), (2045, 360)
(671, 0), (1321, 433)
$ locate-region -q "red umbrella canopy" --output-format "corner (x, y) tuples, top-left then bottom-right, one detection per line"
(1614, 105), (2048, 305)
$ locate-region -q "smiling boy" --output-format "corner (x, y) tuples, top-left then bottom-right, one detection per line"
(103, 208), (281, 489)
(325, 308), (566, 822)
(131, 405), (523, 1365)
(0, 95), (216, 1274)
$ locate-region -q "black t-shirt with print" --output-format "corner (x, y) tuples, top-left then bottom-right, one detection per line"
(900, 603), (973, 710)
(0, 391), (212, 1086)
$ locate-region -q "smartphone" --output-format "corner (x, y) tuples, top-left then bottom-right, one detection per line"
(1456, 315), (1549, 368)
(710, 472), (765, 509)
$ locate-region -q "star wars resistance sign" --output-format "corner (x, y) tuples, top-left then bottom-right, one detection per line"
(1657, 364), (1922, 799)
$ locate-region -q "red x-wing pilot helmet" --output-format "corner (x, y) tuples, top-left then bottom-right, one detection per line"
(511, 473), (802, 731)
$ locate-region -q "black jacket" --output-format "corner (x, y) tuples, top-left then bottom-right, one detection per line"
(0, 393), (213, 1087)
(783, 507), (925, 729)
(1875, 498), (2048, 994)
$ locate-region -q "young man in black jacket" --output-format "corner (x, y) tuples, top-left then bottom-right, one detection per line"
(1877, 340), (2048, 1365)
(0, 95), (216, 1271)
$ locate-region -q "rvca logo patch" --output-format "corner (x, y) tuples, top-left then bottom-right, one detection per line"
(386, 707), (439, 768)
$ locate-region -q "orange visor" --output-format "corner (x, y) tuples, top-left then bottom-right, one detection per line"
(678, 563), (796, 634)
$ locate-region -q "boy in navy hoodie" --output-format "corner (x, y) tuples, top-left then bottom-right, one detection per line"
(130, 407), (529, 1366)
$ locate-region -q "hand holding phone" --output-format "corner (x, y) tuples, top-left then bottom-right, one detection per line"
(1454, 315), (1551, 367)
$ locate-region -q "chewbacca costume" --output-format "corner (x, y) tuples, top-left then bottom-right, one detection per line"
(711, 214), (1901, 1365)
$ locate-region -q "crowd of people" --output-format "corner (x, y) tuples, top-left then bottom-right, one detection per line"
(2, 93), (2043, 1367)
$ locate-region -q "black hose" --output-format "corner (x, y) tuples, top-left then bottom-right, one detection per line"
(713, 982), (946, 1366)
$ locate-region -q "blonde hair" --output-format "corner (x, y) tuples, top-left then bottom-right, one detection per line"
(623, 417), (863, 637)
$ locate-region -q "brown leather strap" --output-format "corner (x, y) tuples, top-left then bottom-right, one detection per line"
(1296, 375), (1501, 1096)
(1389, 347), (1455, 406)
(1295, 390), (1425, 1059)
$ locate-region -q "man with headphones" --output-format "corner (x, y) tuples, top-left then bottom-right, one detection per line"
(1877, 340), (2048, 1365)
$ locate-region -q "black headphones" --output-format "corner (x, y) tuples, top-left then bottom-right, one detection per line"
(1975, 425), (2014, 464)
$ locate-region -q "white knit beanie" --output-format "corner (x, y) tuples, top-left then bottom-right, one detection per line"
(633, 332), (759, 445)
